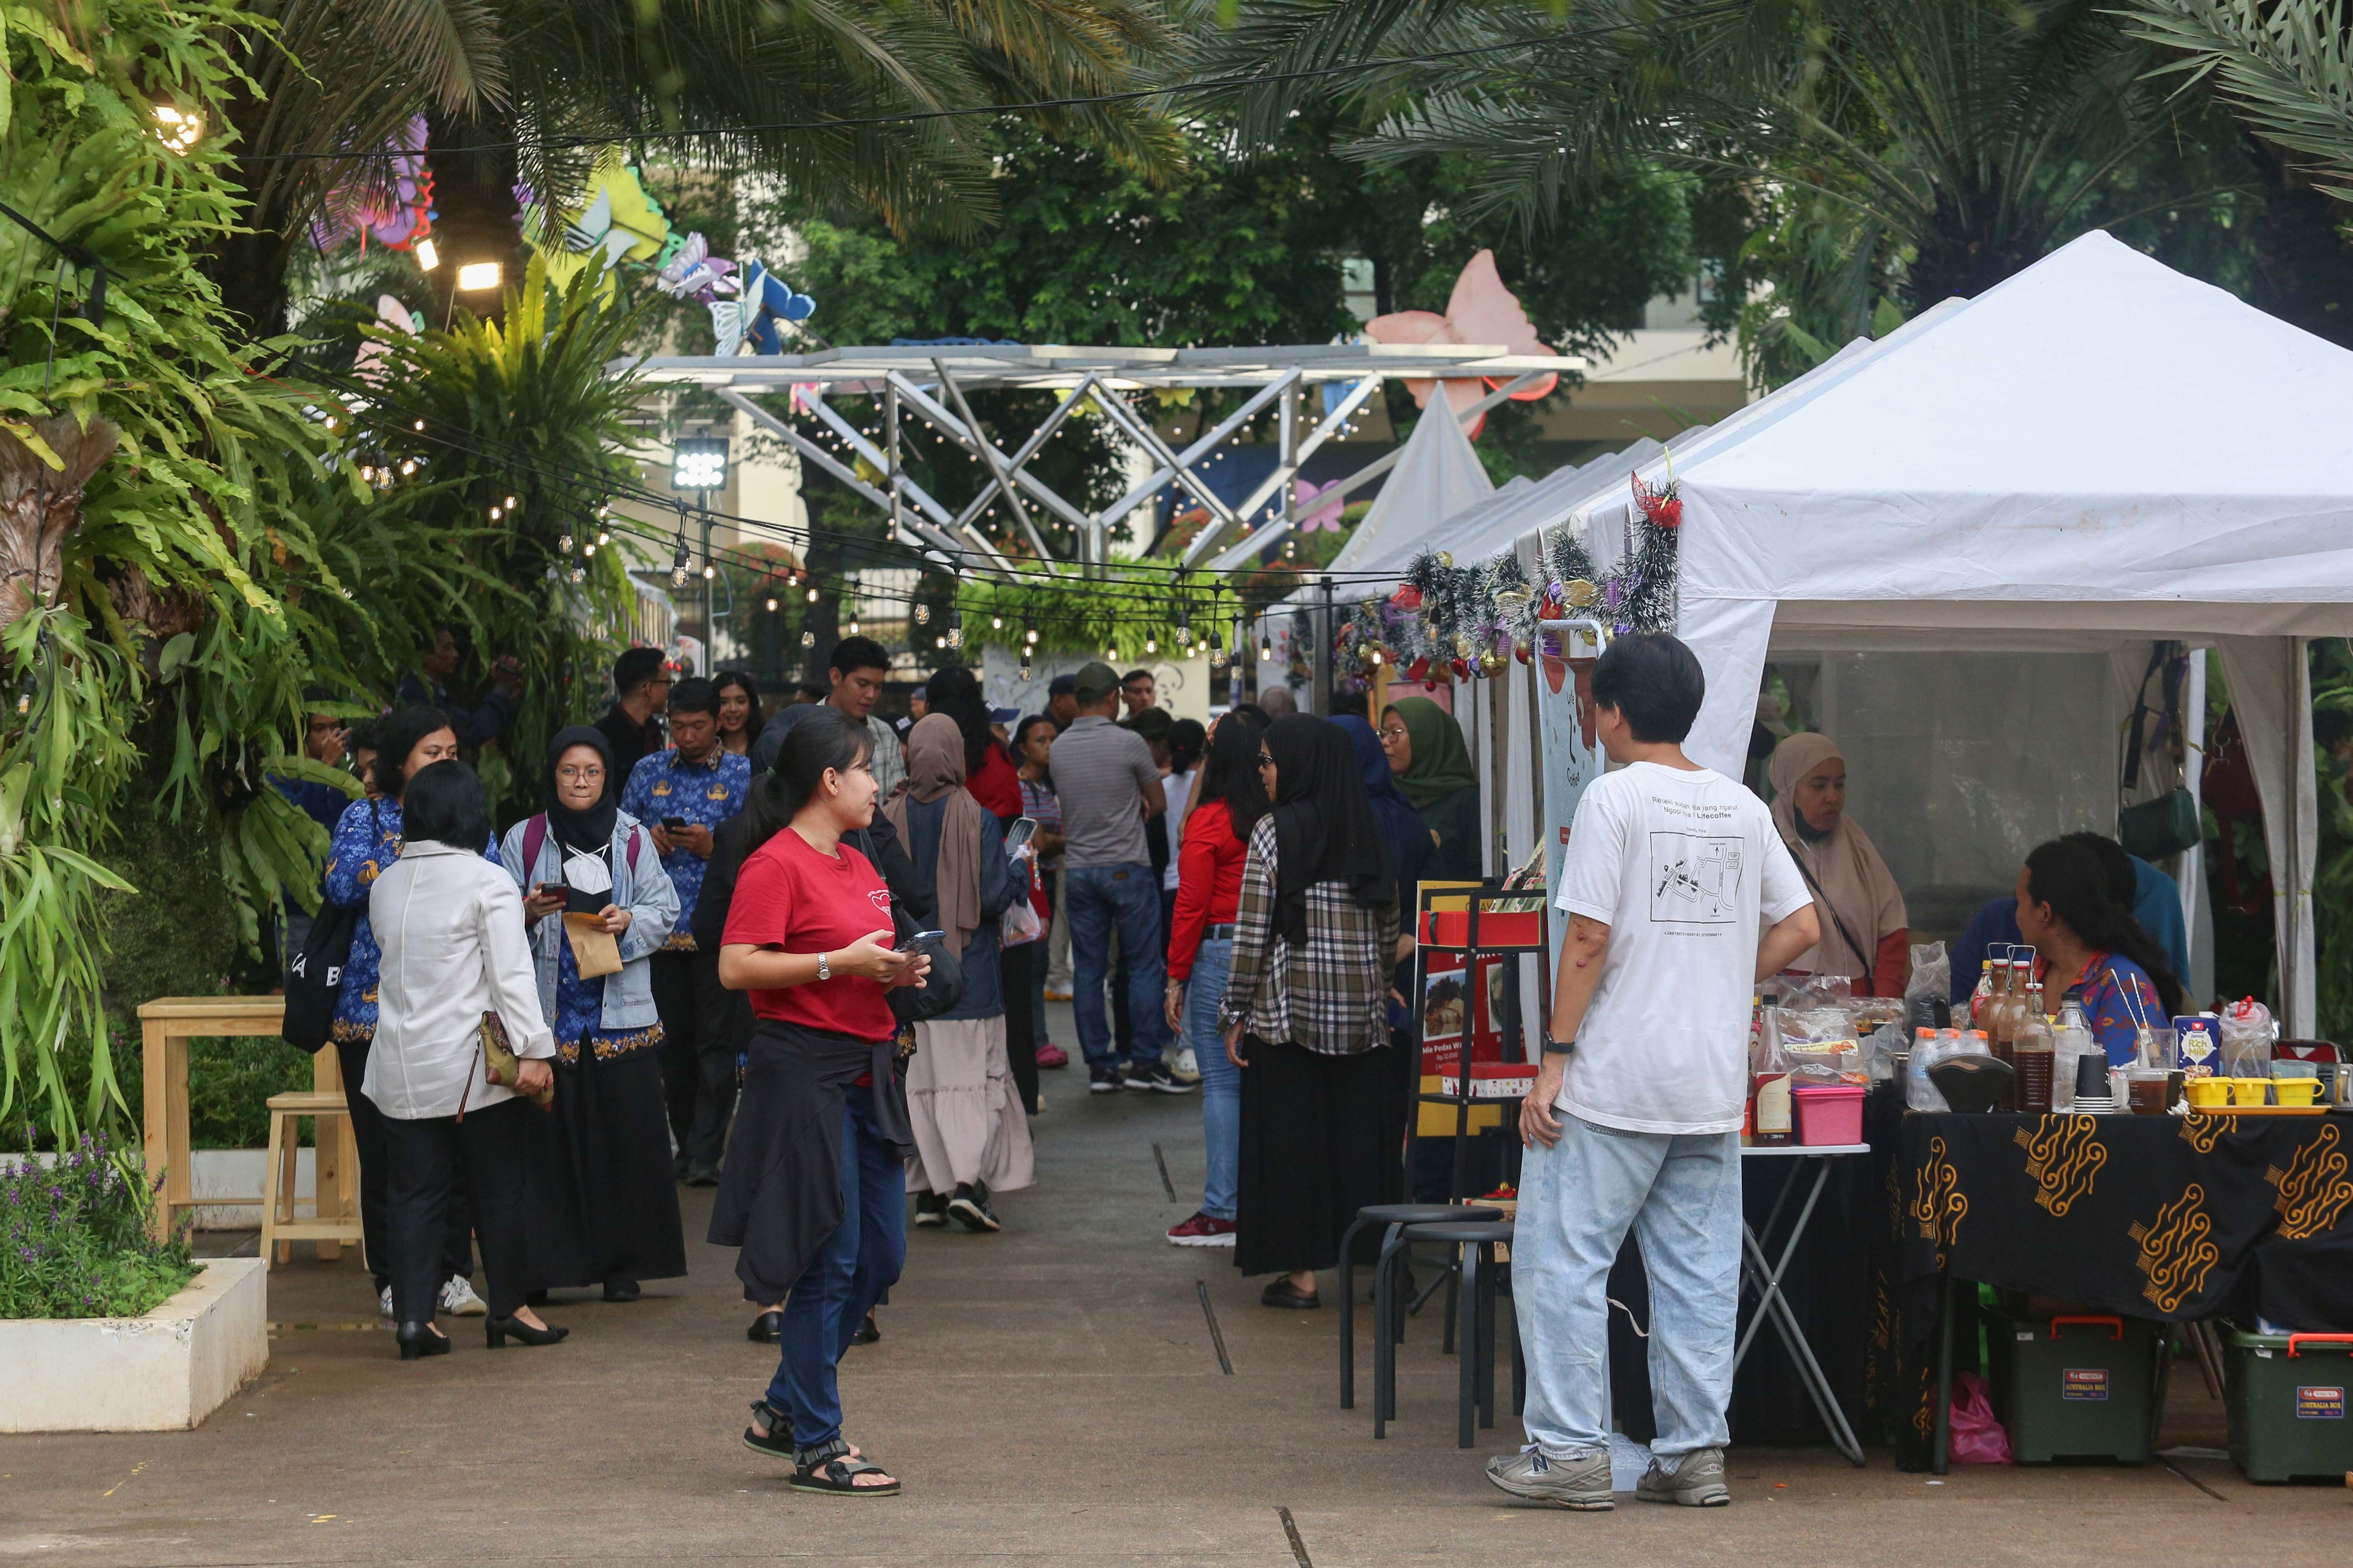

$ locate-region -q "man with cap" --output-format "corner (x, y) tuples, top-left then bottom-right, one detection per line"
(1054, 662), (1187, 1094)
(1046, 674), (1079, 733)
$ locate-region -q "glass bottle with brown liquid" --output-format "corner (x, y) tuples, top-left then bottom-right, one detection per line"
(2014, 976), (2055, 1112)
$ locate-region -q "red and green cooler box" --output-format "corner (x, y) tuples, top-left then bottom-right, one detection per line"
(1986, 1311), (2163, 1464)
(2224, 1330), (2353, 1483)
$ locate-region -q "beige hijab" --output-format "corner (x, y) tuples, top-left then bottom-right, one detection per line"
(883, 714), (985, 949)
(1767, 733), (1907, 984)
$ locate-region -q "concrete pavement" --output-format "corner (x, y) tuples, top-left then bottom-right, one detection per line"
(4, 1015), (2347, 1565)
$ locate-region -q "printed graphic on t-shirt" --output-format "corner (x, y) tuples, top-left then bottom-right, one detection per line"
(1650, 832), (1743, 924)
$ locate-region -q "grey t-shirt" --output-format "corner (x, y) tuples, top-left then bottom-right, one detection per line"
(1051, 716), (1159, 868)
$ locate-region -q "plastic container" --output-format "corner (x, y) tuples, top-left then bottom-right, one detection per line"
(2186, 1077), (2231, 1109)
(1792, 1083), (1866, 1146)
(2274, 1078), (2321, 1108)
(2233, 1077), (2273, 1107)
(1987, 1310), (2163, 1464)
(2224, 1329), (2353, 1483)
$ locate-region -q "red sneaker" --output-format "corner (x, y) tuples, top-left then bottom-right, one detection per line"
(1036, 1043), (1070, 1069)
(1166, 1212), (1237, 1248)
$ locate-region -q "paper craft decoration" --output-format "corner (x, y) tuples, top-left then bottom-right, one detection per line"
(1293, 478), (1345, 532)
(711, 257), (819, 356)
(1363, 250), (1561, 438)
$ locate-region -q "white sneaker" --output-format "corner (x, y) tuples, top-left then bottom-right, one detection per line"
(439, 1275), (489, 1317)
(378, 1285), (394, 1320)
(1169, 1047), (1202, 1085)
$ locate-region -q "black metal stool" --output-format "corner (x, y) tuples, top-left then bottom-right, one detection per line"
(1338, 1203), (1501, 1411)
(1399, 1219), (1515, 1448)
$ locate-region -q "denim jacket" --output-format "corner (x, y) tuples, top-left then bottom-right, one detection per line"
(498, 810), (679, 1033)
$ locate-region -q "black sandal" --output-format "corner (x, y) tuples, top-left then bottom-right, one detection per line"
(791, 1437), (900, 1496)
(743, 1399), (796, 1461)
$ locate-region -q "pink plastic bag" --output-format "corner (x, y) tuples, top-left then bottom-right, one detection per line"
(1947, 1371), (2014, 1464)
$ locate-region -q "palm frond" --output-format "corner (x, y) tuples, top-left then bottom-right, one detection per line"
(2118, 0), (2353, 199)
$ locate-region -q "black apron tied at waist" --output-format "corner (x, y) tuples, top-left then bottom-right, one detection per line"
(707, 1018), (911, 1305)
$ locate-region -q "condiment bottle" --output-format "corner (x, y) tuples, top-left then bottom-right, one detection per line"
(2013, 978), (2055, 1112)
(2053, 994), (2093, 1110)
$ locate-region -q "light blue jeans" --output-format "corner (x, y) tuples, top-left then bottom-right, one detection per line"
(1181, 938), (1237, 1219)
(1512, 1113), (1741, 1460)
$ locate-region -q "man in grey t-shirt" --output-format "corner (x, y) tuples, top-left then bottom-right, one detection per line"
(1053, 662), (1186, 1094)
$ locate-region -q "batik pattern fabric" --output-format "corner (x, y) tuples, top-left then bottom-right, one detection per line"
(323, 795), (498, 1042)
(551, 929), (665, 1065)
(621, 746), (751, 950)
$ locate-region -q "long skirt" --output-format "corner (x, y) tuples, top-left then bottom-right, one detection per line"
(525, 1045), (688, 1288)
(904, 1015), (1036, 1195)
(1235, 1036), (1396, 1277)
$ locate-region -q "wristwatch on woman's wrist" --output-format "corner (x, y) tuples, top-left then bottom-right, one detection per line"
(817, 951), (831, 981)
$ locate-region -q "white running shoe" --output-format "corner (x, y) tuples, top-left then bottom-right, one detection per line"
(379, 1285), (394, 1319)
(1168, 1047), (1202, 1085)
(439, 1275), (489, 1317)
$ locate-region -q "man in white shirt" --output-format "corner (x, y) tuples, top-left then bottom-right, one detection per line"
(1489, 634), (1819, 1513)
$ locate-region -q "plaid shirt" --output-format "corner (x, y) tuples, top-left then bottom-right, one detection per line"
(1218, 815), (1398, 1056)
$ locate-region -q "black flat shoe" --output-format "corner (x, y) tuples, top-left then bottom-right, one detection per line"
(851, 1312), (881, 1345)
(746, 1310), (784, 1343)
(396, 1320), (450, 1359)
(1260, 1278), (1321, 1310)
(485, 1314), (570, 1349)
(685, 1162), (721, 1188)
(603, 1280), (641, 1303)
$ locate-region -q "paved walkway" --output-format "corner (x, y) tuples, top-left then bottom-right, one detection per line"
(6, 1014), (2349, 1565)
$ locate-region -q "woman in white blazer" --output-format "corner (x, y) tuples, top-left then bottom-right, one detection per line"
(369, 760), (568, 1360)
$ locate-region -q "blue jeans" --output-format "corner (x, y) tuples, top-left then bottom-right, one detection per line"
(766, 1083), (906, 1449)
(1065, 863), (1167, 1070)
(1182, 938), (1239, 1219)
(1512, 1114), (1741, 1460)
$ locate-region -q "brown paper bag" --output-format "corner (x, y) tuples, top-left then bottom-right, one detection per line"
(562, 912), (624, 979)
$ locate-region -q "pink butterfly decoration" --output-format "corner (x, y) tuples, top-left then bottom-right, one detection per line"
(1293, 478), (1344, 532)
(1363, 249), (1560, 439)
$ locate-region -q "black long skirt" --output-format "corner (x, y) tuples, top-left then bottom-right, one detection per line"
(1235, 1037), (1398, 1277)
(524, 1044), (688, 1288)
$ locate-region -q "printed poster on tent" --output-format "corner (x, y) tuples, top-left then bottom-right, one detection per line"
(1535, 623), (1607, 983)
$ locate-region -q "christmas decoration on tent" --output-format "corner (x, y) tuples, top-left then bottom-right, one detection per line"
(1332, 499), (1680, 685)
(1362, 249), (1561, 439)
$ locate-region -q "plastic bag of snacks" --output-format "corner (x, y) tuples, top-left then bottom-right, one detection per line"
(1904, 942), (1950, 1031)
(2218, 996), (2276, 1079)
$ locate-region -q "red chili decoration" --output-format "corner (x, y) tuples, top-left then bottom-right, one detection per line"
(1632, 471), (1683, 529)
(1390, 584), (1424, 611)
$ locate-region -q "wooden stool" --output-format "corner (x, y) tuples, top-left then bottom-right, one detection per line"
(260, 1090), (365, 1268)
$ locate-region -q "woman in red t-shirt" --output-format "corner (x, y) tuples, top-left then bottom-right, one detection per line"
(713, 708), (929, 1498)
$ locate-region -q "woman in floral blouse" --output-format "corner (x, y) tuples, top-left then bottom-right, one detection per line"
(2015, 837), (2183, 1067)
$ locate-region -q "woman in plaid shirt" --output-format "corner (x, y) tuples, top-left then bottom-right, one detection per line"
(1220, 716), (1402, 1309)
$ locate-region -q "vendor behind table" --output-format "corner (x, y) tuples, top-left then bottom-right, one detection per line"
(1766, 733), (1909, 998)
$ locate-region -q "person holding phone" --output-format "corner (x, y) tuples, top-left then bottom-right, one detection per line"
(502, 727), (686, 1307)
(886, 714), (1030, 1233)
(715, 708), (930, 1497)
(622, 678), (753, 1186)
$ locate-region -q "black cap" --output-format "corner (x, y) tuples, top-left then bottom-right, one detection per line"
(1047, 674), (1076, 696)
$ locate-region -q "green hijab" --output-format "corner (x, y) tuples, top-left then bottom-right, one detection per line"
(1387, 696), (1478, 811)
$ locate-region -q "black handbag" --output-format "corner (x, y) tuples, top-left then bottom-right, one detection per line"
(856, 827), (965, 1024)
(282, 899), (360, 1053)
(2118, 644), (2202, 860)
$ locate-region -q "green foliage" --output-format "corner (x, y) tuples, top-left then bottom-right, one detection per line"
(2311, 639), (2353, 1041)
(956, 569), (1242, 656)
(0, 1127), (195, 1320)
(2121, 0), (2353, 208)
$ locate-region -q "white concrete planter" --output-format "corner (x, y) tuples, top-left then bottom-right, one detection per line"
(0, 1257), (268, 1432)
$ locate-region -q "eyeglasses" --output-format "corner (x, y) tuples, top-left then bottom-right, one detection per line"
(1378, 725), (1409, 743)
(1256, 753), (1275, 768)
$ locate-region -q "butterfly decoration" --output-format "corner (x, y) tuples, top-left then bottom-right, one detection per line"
(351, 294), (421, 386)
(1362, 249), (1560, 439)
(521, 153), (673, 295)
(312, 116), (436, 255)
(653, 232), (738, 304)
(1292, 478), (1345, 533)
(711, 259), (818, 355)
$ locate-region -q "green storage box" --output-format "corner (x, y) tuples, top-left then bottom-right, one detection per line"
(1986, 1310), (2161, 1464)
(2224, 1329), (2353, 1483)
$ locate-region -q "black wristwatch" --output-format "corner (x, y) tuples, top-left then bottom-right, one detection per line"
(1541, 1035), (1575, 1058)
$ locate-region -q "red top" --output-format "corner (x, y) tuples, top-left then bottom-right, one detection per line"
(966, 743), (1023, 822)
(1167, 798), (1247, 982)
(722, 829), (899, 1041)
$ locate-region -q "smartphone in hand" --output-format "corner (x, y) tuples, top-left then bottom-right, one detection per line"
(662, 815), (688, 830)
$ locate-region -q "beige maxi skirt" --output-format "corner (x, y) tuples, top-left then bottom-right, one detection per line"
(904, 1015), (1036, 1194)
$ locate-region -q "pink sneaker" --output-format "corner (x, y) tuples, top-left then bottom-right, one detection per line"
(1036, 1043), (1070, 1069)
(1166, 1212), (1237, 1247)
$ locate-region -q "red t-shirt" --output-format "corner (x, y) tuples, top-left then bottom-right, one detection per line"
(722, 829), (899, 1041)
(967, 743), (1024, 822)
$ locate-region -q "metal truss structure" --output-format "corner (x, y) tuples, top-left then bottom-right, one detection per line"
(623, 343), (1572, 577)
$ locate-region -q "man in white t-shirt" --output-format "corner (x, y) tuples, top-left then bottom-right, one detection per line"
(1488, 634), (1819, 1513)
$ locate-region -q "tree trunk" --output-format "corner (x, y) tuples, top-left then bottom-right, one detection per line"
(0, 416), (120, 630)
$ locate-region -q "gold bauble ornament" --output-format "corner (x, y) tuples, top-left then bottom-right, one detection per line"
(1477, 649), (1506, 677)
(1562, 579), (1600, 609)
(1452, 632), (1474, 659)
(1435, 552), (1453, 569)
(1492, 587), (1532, 610)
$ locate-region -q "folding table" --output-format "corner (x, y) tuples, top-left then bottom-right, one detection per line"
(1737, 1142), (1871, 1467)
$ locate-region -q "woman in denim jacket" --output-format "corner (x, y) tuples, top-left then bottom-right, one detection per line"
(500, 725), (686, 1303)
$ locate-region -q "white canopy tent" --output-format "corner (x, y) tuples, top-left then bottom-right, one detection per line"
(1528, 231), (2353, 1034)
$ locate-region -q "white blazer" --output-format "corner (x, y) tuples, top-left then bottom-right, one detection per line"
(366, 840), (557, 1120)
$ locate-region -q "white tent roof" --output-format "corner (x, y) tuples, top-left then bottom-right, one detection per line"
(1325, 396), (1493, 575)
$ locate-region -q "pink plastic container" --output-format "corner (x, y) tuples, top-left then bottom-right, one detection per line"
(1792, 1084), (1867, 1147)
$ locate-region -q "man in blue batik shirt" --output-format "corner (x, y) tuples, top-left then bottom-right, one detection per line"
(622, 676), (752, 1184)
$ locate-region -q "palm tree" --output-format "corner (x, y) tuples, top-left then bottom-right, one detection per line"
(213, 0), (1182, 333)
(2120, 0), (2353, 207)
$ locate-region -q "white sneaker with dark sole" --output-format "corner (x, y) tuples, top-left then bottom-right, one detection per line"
(378, 1285), (394, 1320)
(1486, 1447), (1613, 1510)
(1636, 1447), (1730, 1507)
(439, 1275), (489, 1317)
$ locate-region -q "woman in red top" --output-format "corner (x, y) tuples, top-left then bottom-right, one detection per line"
(714, 709), (929, 1498)
(1160, 711), (1270, 1246)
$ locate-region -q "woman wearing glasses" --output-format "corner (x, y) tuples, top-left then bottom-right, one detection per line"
(1380, 698), (1483, 881)
(1220, 716), (1402, 1308)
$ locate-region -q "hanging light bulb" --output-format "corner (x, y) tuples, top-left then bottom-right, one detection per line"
(583, 541), (597, 557)
(702, 564), (716, 581)
(558, 531), (574, 554)
(412, 419), (425, 432)
(991, 614), (1004, 630)
(567, 566), (585, 584)
(806, 586), (819, 604)
(847, 615), (861, 636)
(505, 495), (517, 510)
(1144, 635), (1157, 655)
(489, 504), (502, 519)
(1106, 641), (1119, 662)
(596, 529), (610, 547)
(801, 629), (816, 648)
(1024, 619), (1039, 645)
(671, 531), (691, 589)
(1018, 654), (1032, 681)
(398, 459), (416, 476)
(1259, 633), (1272, 662)
(1208, 631), (1225, 666)
(914, 603), (931, 625)
(766, 594), (779, 613)
(936, 634), (948, 649)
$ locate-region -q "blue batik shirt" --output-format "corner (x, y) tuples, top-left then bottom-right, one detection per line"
(620, 744), (751, 950)
(322, 795), (500, 1042)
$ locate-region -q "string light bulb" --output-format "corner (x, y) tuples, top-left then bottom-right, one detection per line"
(557, 531), (573, 554)
(801, 629), (816, 648)
(1144, 635), (1157, 655)
(806, 587), (819, 603)
(766, 594), (779, 613)
(847, 615), (861, 636)
(1259, 633), (1272, 662)
(1208, 631), (1224, 666)
(702, 564), (716, 581)
(671, 531), (691, 589)
(914, 604), (930, 625)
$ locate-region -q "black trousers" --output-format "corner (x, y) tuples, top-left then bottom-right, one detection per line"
(651, 948), (741, 1167)
(380, 1098), (531, 1323)
(336, 1032), (474, 1289)
(1001, 939), (1039, 1113)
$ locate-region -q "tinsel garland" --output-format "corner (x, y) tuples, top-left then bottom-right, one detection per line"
(1334, 488), (1681, 684)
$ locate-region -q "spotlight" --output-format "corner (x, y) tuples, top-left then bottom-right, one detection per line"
(456, 261), (502, 292)
(671, 436), (729, 491)
(415, 238), (440, 272)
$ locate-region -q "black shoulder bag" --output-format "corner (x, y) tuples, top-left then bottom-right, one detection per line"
(856, 826), (965, 1024)
(282, 801), (371, 1053)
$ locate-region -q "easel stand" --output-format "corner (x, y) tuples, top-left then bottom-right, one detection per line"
(1404, 880), (1549, 1204)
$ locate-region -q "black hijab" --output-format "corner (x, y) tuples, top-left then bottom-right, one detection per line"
(543, 724), (620, 855)
(1263, 714), (1397, 946)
